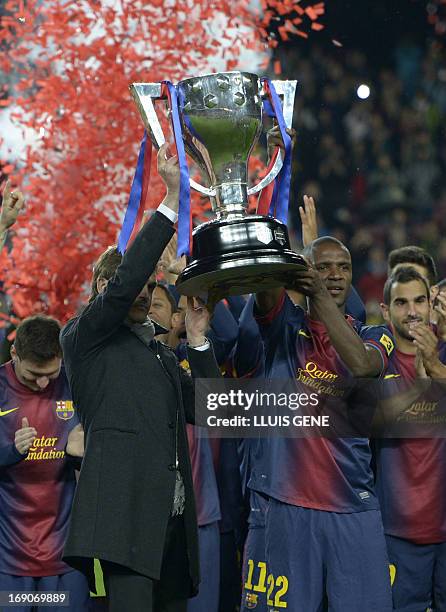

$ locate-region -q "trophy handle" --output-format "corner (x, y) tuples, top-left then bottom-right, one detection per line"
(247, 79), (297, 196)
(130, 83), (216, 198)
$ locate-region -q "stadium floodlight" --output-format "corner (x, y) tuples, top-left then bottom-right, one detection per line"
(357, 84), (370, 99)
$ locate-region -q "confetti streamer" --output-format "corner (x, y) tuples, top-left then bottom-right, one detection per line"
(0, 0), (324, 322)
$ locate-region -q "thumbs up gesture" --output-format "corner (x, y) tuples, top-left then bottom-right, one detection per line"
(14, 417), (37, 455)
(1, 179), (25, 232)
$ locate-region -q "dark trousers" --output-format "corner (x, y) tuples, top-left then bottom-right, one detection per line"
(219, 530), (242, 612)
(102, 516), (190, 612)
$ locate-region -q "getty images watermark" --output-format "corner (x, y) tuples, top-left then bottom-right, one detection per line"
(194, 378), (446, 438)
(194, 378), (348, 438)
(206, 388), (328, 429)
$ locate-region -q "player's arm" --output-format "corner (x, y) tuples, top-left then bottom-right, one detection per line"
(226, 295), (246, 322)
(0, 417), (36, 467)
(231, 295), (265, 378)
(61, 145), (178, 353)
(0, 180), (25, 252)
(207, 300), (239, 367)
(294, 267), (383, 377)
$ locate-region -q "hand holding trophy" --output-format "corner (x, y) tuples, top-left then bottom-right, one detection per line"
(130, 71), (306, 298)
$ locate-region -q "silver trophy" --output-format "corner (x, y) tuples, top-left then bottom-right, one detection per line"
(130, 71), (306, 297)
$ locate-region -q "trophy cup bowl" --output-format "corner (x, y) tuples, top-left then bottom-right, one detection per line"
(131, 71), (307, 297)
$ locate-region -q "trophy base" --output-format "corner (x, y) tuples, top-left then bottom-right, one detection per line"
(175, 216), (307, 297)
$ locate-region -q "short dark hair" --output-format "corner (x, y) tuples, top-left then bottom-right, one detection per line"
(302, 236), (350, 262)
(14, 315), (62, 363)
(387, 246), (437, 285)
(383, 266), (430, 305)
(155, 283), (178, 315)
(89, 246), (122, 302)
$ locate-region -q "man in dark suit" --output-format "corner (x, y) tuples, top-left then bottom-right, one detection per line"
(60, 144), (221, 612)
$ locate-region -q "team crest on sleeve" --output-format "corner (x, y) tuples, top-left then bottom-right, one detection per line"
(245, 592), (259, 608)
(379, 333), (394, 356)
(55, 400), (75, 420)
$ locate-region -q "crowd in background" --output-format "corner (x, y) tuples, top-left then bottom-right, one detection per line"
(280, 37), (446, 321)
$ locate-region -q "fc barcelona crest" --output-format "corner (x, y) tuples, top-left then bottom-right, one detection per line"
(245, 592), (258, 609)
(56, 400), (75, 420)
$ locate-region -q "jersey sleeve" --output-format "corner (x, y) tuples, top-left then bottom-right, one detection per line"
(230, 295), (264, 378)
(226, 295), (247, 322)
(0, 443), (25, 467)
(207, 300), (239, 367)
(358, 324), (395, 375)
(346, 286), (366, 324)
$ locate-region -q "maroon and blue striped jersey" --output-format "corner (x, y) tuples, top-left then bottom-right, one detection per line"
(0, 362), (78, 576)
(248, 291), (394, 513)
(187, 424), (221, 527)
(176, 344), (221, 528)
(374, 345), (446, 544)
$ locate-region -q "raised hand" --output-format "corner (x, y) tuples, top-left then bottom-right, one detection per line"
(185, 297), (210, 347)
(300, 195), (318, 247)
(14, 417), (37, 455)
(156, 233), (186, 282)
(266, 125), (296, 160)
(167, 255), (186, 277)
(409, 323), (439, 370)
(287, 262), (325, 298)
(157, 143), (180, 197)
(1, 180), (25, 232)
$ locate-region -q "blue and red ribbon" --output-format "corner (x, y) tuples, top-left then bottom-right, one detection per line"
(259, 78), (292, 225)
(118, 82), (192, 257)
(162, 81), (191, 258)
(117, 131), (152, 254)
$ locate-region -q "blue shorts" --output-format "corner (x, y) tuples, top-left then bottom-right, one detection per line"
(240, 491), (269, 612)
(386, 534), (446, 612)
(241, 525), (267, 612)
(248, 490), (269, 529)
(0, 570), (91, 612)
(187, 522), (220, 612)
(265, 498), (392, 612)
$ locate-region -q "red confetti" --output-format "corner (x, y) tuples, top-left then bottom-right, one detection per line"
(255, 1), (325, 42)
(0, 0), (289, 322)
(305, 6), (318, 20)
(278, 25), (289, 41)
(274, 59), (282, 74)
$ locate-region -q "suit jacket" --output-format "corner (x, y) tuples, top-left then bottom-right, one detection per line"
(60, 211), (220, 594)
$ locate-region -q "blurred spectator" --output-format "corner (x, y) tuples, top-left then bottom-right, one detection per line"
(278, 36), (445, 319)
